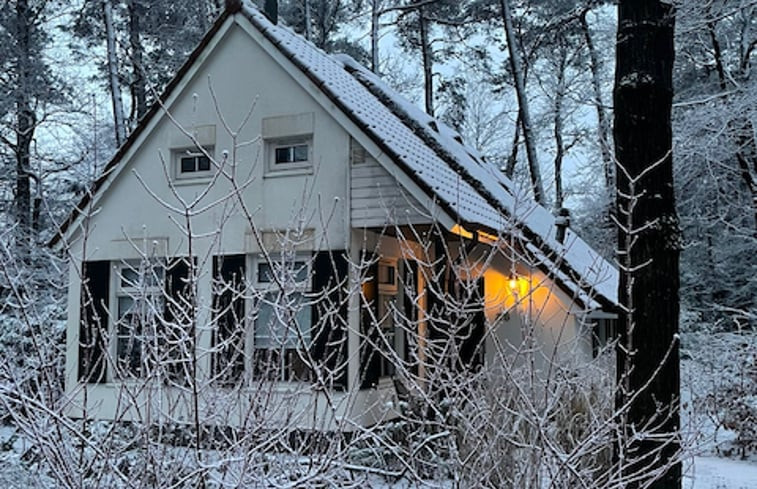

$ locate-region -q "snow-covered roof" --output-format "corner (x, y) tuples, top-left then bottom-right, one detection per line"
(52, 1), (618, 311)
(239, 2), (618, 310)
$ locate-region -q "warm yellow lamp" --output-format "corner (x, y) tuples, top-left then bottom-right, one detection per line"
(509, 276), (518, 291)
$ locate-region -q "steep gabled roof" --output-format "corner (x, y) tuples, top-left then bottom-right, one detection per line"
(236, 2), (617, 310)
(53, 1), (618, 311)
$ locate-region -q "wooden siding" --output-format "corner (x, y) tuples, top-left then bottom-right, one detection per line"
(351, 157), (431, 228)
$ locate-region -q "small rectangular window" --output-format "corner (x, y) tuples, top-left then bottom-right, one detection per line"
(180, 154), (211, 173)
(275, 144), (308, 164)
(267, 138), (312, 174)
(174, 147), (213, 180)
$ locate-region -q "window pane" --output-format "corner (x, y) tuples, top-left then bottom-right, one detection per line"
(293, 144), (308, 162)
(118, 296), (134, 320)
(275, 147), (292, 164)
(257, 263), (273, 283)
(181, 156), (196, 173)
(148, 265), (164, 287)
(293, 261), (309, 283)
(120, 268), (140, 288)
(254, 293), (311, 349)
(197, 155), (210, 171)
(117, 335), (141, 375)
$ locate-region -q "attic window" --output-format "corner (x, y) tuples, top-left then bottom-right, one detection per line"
(275, 143), (309, 164)
(181, 153), (211, 173)
(262, 113), (315, 176)
(174, 147), (214, 180)
(267, 137), (313, 174)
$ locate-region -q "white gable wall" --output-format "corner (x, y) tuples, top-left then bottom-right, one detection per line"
(69, 21), (351, 263)
(64, 21), (359, 426)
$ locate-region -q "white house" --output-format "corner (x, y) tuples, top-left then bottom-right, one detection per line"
(53, 0), (618, 431)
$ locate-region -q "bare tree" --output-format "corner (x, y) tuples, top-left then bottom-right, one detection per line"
(499, 0), (545, 205)
(102, 0), (126, 146)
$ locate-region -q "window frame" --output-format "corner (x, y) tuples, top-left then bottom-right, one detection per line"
(265, 137), (313, 175)
(250, 253), (314, 382)
(173, 146), (214, 181)
(110, 259), (165, 380)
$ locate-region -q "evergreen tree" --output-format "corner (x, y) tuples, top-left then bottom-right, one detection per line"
(0, 1), (70, 246)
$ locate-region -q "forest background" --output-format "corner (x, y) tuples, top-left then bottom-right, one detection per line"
(0, 0), (755, 487)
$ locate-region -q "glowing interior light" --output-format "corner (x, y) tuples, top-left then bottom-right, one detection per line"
(509, 277), (518, 291)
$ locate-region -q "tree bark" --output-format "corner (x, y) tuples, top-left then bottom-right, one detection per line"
(304, 0), (312, 41)
(370, 0), (380, 73)
(734, 125), (757, 236)
(103, 0), (126, 146)
(419, 7), (434, 116)
(505, 108), (521, 179)
(15, 0), (35, 245)
(127, 0), (147, 123)
(614, 2), (681, 488)
(553, 41), (567, 210)
(499, 0), (545, 205)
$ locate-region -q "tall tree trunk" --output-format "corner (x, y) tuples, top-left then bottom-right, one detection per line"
(505, 108), (522, 179)
(127, 0), (147, 123)
(304, 0), (312, 40)
(499, 0), (545, 205)
(581, 8), (614, 189)
(15, 0), (35, 245)
(734, 125), (757, 235)
(103, 0), (126, 146)
(370, 0), (380, 73)
(419, 7), (433, 116)
(553, 42), (567, 210)
(614, 2), (681, 488)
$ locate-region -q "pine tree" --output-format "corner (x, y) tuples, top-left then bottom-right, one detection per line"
(0, 0), (69, 247)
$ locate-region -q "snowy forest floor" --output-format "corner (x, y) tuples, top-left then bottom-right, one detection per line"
(0, 329), (755, 488)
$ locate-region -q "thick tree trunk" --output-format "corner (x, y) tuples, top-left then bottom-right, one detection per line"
(127, 0), (147, 123)
(103, 0), (126, 146)
(581, 8), (614, 189)
(499, 0), (545, 205)
(614, 2), (681, 488)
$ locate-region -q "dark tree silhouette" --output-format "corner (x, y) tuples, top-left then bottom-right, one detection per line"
(614, 1), (681, 488)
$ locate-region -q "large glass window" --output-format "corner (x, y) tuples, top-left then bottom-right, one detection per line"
(210, 254), (314, 383)
(252, 256), (313, 381)
(113, 261), (164, 378)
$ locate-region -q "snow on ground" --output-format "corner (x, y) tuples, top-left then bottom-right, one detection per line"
(685, 456), (757, 489)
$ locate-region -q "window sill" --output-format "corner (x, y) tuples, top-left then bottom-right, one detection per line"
(172, 175), (214, 186)
(263, 167), (314, 179)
